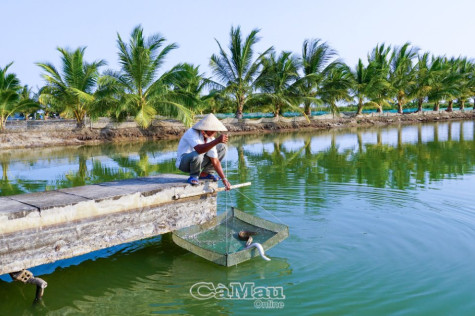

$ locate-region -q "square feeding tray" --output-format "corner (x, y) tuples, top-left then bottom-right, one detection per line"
(172, 207), (289, 266)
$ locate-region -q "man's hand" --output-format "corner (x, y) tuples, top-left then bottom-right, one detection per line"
(217, 134), (228, 144)
(194, 133), (228, 154)
(222, 178), (231, 191)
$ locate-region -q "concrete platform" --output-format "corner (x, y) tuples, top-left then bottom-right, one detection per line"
(0, 198), (38, 220)
(0, 174), (218, 275)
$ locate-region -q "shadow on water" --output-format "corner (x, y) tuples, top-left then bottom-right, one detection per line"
(0, 234), (291, 315)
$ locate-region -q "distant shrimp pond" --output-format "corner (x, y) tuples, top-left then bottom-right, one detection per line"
(1, 121), (475, 315)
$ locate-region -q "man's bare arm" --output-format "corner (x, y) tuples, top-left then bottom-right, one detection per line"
(210, 157), (231, 190)
(194, 134), (228, 154)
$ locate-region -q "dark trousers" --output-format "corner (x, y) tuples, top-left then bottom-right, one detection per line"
(178, 143), (227, 177)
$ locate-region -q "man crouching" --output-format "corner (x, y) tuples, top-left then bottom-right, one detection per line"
(176, 113), (231, 190)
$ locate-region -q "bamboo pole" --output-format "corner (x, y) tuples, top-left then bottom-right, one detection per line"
(172, 182), (251, 200)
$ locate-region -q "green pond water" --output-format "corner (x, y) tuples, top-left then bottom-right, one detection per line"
(1, 121), (475, 315)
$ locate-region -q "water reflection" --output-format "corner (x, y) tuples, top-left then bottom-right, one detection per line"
(216, 122), (474, 217)
(0, 142), (180, 195)
(1, 122), (474, 198)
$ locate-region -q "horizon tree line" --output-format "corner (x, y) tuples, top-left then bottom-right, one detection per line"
(1, 25), (474, 130)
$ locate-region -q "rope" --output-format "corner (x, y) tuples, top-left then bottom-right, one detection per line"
(197, 131), (230, 255)
(220, 141), (287, 255)
(224, 144), (229, 255)
(233, 189), (286, 225)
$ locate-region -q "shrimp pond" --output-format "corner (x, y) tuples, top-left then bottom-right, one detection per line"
(1, 121), (475, 315)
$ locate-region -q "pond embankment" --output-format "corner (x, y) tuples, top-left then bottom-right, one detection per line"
(1, 111), (474, 150)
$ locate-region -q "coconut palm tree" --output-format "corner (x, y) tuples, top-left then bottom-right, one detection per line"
(469, 61), (475, 109)
(0, 63), (21, 92)
(454, 57), (473, 111)
(350, 58), (390, 115)
(427, 56), (446, 111)
(389, 43), (419, 113)
(210, 26), (273, 119)
(19, 86), (40, 120)
(366, 44), (392, 113)
(443, 57), (461, 112)
(468, 60), (475, 109)
(169, 63), (219, 115)
(0, 63), (38, 130)
(37, 47), (105, 128)
(428, 56), (459, 111)
(411, 53), (433, 112)
(0, 63), (22, 130)
(254, 51), (303, 117)
(319, 64), (353, 116)
(102, 25), (193, 128)
(350, 59), (370, 115)
(298, 39), (338, 116)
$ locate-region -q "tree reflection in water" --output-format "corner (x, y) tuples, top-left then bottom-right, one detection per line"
(0, 122), (474, 200)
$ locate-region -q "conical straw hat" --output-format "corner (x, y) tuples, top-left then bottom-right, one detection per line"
(192, 113), (228, 132)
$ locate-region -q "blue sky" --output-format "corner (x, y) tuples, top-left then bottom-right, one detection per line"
(2, 0), (474, 89)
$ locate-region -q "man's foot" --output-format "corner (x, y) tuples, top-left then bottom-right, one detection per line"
(199, 173), (220, 182)
(187, 176), (199, 186)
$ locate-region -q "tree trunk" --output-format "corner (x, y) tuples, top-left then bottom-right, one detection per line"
(274, 104), (281, 118)
(76, 119), (85, 129)
(446, 100), (453, 112)
(376, 104), (383, 113)
(397, 100), (403, 114)
(356, 99), (363, 115)
(235, 96), (244, 119)
(235, 109), (243, 119)
(433, 101), (440, 111)
(304, 101), (311, 116)
(460, 100), (465, 111)
(416, 98), (423, 113)
(331, 102), (337, 118)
